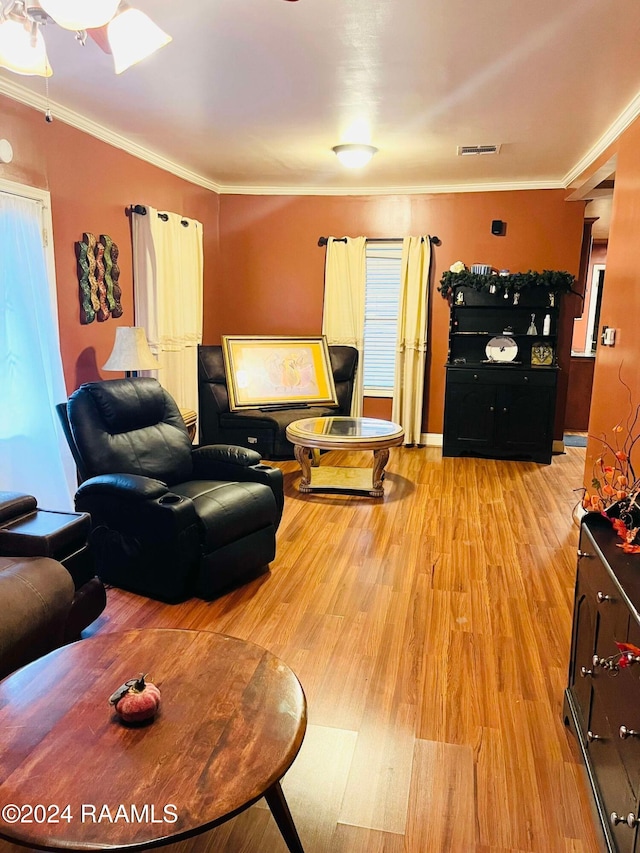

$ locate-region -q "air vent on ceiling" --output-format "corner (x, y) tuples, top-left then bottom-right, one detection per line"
(457, 145), (501, 156)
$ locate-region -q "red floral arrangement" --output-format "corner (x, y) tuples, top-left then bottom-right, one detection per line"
(580, 373), (640, 552)
(616, 641), (640, 667)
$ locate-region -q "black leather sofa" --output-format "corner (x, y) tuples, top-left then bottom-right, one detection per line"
(59, 378), (284, 602)
(198, 344), (358, 459)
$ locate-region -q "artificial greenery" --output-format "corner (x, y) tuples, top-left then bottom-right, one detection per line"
(438, 268), (577, 300)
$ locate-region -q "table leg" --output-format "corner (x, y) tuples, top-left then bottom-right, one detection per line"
(371, 447), (390, 496)
(264, 781), (306, 853)
(293, 444), (312, 492)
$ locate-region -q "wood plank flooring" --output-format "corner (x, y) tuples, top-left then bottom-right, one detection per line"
(0, 446), (601, 853)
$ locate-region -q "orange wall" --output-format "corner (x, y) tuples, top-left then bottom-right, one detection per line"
(0, 94), (221, 393)
(216, 191), (585, 433)
(3, 94), (586, 437)
(585, 115), (640, 479)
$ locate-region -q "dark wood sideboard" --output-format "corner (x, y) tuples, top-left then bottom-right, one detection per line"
(564, 513), (640, 853)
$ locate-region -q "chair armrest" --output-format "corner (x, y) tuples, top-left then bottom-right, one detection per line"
(76, 474), (169, 502)
(0, 492), (38, 524)
(75, 475), (200, 539)
(191, 447), (284, 527)
(192, 444), (263, 468)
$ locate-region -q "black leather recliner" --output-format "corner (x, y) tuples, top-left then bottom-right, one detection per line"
(198, 344), (358, 459)
(59, 378), (284, 603)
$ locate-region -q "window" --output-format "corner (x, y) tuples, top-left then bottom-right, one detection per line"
(0, 178), (75, 509)
(363, 241), (403, 396)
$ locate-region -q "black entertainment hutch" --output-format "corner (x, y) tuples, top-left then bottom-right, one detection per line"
(442, 283), (560, 464)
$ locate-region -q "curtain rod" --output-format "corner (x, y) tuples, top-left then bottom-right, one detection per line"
(317, 235), (440, 247)
(131, 204), (190, 227)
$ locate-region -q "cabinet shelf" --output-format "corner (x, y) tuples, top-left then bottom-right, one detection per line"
(448, 361), (557, 369)
(451, 332), (555, 338)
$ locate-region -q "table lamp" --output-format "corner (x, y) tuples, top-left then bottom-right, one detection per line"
(103, 326), (159, 377)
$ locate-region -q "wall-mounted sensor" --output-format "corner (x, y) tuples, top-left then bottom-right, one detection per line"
(0, 139), (13, 164)
(491, 219), (505, 236)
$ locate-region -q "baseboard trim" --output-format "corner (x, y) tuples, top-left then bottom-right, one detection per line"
(421, 433), (443, 447)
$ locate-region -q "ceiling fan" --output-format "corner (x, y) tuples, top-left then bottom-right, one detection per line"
(0, 0), (171, 76)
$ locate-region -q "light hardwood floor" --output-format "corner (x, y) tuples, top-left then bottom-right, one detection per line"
(0, 445), (602, 853)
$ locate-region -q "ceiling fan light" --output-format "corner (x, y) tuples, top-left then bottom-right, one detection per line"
(332, 143), (378, 168)
(0, 16), (51, 76)
(107, 7), (171, 74)
(38, 0), (120, 30)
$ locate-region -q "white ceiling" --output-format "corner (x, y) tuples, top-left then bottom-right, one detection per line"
(3, 0), (640, 194)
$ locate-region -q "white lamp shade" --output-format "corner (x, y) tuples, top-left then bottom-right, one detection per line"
(39, 0), (121, 30)
(332, 143), (378, 168)
(103, 327), (160, 373)
(107, 7), (172, 74)
(0, 17), (51, 77)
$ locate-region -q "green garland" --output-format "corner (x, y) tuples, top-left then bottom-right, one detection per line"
(438, 268), (577, 300)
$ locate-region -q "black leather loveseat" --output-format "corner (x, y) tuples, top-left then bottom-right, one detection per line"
(198, 344), (358, 459)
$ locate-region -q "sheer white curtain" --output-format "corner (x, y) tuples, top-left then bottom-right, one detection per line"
(132, 206), (203, 415)
(0, 190), (75, 509)
(392, 236), (431, 444)
(321, 236), (366, 416)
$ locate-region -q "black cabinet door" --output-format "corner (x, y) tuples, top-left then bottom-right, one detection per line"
(495, 384), (556, 462)
(443, 380), (497, 453)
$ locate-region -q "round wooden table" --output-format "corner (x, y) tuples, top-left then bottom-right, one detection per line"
(286, 416), (405, 497)
(0, 629), (307, 852)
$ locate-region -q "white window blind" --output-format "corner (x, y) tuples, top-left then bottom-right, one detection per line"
(363, 242), (403, 395)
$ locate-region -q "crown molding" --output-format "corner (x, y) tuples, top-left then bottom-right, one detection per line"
(216, 179), (566, 196)
(0, 76), (223, 193)
(563, 90), (640, 187)
(0, 74), (607, 198)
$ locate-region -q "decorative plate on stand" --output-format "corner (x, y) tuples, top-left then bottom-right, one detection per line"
(486, 336), (518, 363)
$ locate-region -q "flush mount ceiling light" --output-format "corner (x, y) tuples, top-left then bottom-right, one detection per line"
(0, 0), (171, 77)
(332, 143), (378, 168)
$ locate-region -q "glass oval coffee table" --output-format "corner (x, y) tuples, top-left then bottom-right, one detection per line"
(286, 416), (404, 497)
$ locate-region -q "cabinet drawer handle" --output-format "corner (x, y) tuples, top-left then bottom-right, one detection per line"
(502, 407), (508, 413)
(587, 730), (604, 742)
(473, 374), (478, 380)
(489, 406), (495, 412)
(580, 666), (593, 678)
(613, 813), (640, 828)
(523, 376), (529, 382)
(577, 550), (594, 559)
(597, 591), (613, 603)
(619, 726), (640, 739)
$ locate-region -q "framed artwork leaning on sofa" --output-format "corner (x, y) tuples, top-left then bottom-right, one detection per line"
(222, 335), (339, 411)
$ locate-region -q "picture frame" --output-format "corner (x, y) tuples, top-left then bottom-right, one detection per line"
(531, 341), (554, 366)
(222, 335), (339, 411)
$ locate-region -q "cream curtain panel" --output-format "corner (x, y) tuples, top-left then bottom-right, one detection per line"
(321, 236), (366, 416)
(392, 236), (431, 445)
(132, 206), (203, 417)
